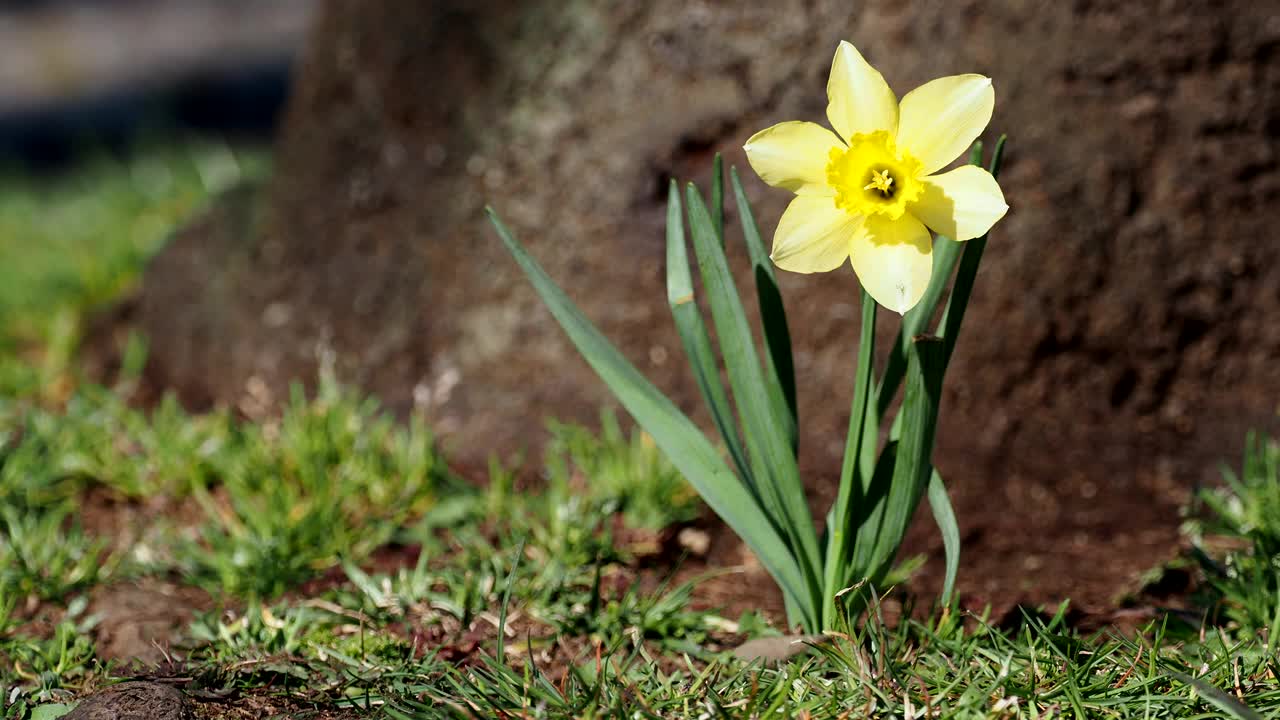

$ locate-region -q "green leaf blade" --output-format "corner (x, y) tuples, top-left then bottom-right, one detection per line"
(488, 207), (811, 624)
(822, 288), (876, 629)
(730, 167), (797, 450)
(926, 469), (960, 606)
(873, 137), (1005, 421)
(683, 186), (822, 624)
(1167, 670), (1265, 720)
(711, 153), (725, 245)
(664, 180), (757, 496)
(865, 336), (947, 583)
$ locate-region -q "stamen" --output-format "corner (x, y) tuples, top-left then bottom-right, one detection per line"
(863, 169), (895, 196)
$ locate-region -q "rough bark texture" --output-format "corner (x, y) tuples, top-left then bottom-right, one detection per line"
(138, 1), (1280, 608)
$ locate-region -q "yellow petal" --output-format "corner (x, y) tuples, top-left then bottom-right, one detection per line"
(850, 214), (933, 315)
(897, 74), (994, 175)
(909, 165), (1008, 241)
(770, 196), (860, 273)
(743, 121), (842, 196)
(826, 41), (899, 142)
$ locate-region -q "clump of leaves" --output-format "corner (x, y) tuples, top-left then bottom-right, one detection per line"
(179, 372), (455, 599)
(1187, 431), (1280, 640)
(544, 411), (700, 530)
(0, 506), (105, 603)
(0, 598), (98, 702)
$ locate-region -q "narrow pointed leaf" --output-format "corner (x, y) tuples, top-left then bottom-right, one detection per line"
(847, 440), (900, 585)
(665, 181), (757, 497)
(874, 138), (1002, 421)
(865, 336), (947, 582)
(866, 136), (1008, 511)
(684, 186), (822, 617)
(488, 208), (811, 623)
(938, 136), (1007, 370)
(1167, 671), (1264, 720)
(711, 153), (725, 245)
(926, 468), (960, 605)
(731, 167), (798, 450)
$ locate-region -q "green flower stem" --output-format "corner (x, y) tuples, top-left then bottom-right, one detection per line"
(822, 288), (877, 629)
(847, 137), (1006, 608)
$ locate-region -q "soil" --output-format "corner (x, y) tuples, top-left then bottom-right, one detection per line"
(63, 681), (194, 720)
(64, 681), (361, 720)
(109, 0), (1280, 641)
(88, 580), (210, 666)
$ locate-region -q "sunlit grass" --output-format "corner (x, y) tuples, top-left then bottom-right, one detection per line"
(0, 138), (268, 391)
(1186, 432), (1280, 642)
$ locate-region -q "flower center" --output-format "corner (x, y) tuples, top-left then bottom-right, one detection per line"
(864, 168), (895, 196)
(826, 130), (923, 219)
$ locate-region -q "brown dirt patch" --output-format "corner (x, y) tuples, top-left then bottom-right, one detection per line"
(88, 580), (211, 666)
(190, 692), (362, 720)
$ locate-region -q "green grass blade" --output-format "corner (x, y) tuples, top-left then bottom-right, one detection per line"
(487, 207), (811, 623)
(730, 167), (798, 450)
(926, 468), (960, 606)
(1167, 670), (1265, 720)
(684, 186), (822, 622)
(664, 181), (757, 498)
(495, 535), (524, 666)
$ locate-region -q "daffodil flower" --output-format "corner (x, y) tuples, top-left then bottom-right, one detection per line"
(744, 41), (1008, 314)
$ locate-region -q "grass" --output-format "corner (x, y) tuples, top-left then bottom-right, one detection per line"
(380, 610), (1278, 719)
(1186, 432), (1280, 642)
(1, 139), (1279, 718)
(0, 137), (267, 399)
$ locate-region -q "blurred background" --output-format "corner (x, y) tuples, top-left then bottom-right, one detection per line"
(0, 0), (313, 167)
(0, 0), (313, 405)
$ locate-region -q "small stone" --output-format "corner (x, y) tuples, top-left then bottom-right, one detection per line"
(676, 527), (711, 556)
(732, 634), (829, 663)
(64, 682), (194, 720)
